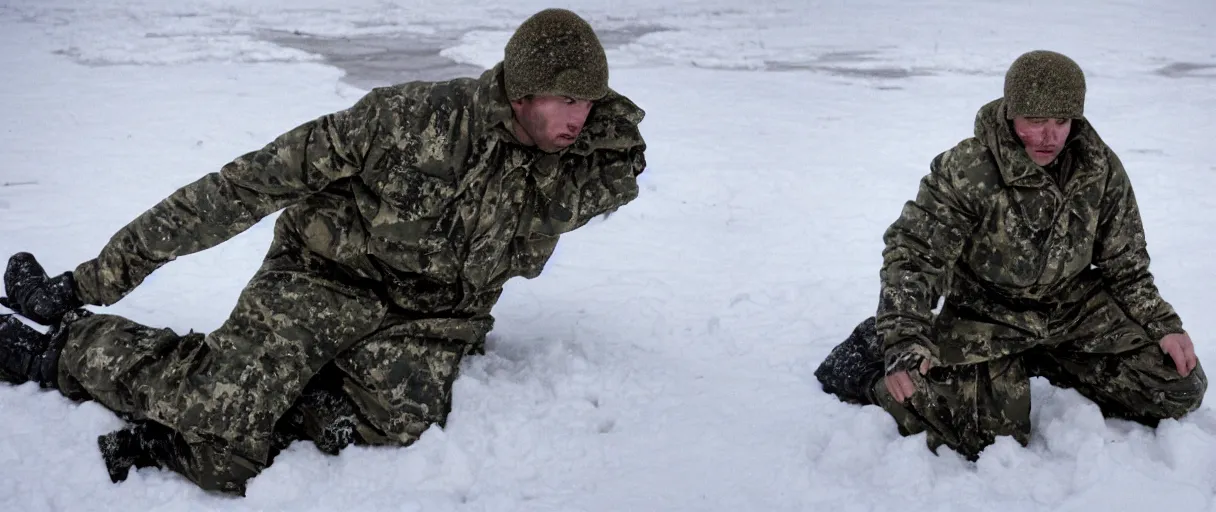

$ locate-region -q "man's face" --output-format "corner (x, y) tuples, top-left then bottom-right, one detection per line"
(510, 95), (594, 152)
(1012, 116), (1072, 166)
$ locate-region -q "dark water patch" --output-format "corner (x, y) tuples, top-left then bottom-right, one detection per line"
(262, 23), (673, 89)
(1155, 62), (1216, 78)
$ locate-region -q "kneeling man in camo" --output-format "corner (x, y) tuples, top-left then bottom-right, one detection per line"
(0, 8), (646, 495)
(815, 50), (1205, 459)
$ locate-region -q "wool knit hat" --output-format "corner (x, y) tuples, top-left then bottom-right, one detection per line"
(1003, 50), (1086, 119)
(503, 8), (608, 101)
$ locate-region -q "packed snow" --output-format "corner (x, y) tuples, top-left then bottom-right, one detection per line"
(2, 0), (1215, 510)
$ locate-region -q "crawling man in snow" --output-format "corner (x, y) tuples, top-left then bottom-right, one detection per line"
(0, 8), (646, 495)
(814, 50), (1205, 460)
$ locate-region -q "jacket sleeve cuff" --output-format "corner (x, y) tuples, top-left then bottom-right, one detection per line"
(71, 259), (120, 306)
(882, 337), (940, 369)
(1145, 317), (1185, 343)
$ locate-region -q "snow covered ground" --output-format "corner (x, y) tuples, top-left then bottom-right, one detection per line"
(2, 0), (1215, 510)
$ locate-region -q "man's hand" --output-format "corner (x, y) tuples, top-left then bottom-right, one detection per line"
(1160, 332), (1198, 377)
(885, 356), (932, 404)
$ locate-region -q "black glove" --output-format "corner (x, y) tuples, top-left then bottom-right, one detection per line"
(0, 252), (84, 325)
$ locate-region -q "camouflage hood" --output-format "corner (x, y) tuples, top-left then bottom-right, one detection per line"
(479, 62), (644, 154)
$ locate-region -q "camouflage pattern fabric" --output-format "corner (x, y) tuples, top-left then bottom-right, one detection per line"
(872, 328), (1206, 460)
(865, 97), (1202, 459)
(71, 61), (646, 314)
(877, 98), (1183, 366)
(54, 62), (646, 493)
(873, 351), (1033, 460)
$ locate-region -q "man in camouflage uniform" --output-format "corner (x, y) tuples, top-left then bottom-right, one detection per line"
(814, 50), (1205, 460)
(0, 8), (646, 495)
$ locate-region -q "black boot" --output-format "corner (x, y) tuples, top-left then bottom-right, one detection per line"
(0, 309), (90, 387)
(1, 252), (84, 326)
(0, 314), (49, 385)
(99, 420), (259, 496)
(814, 317), (884, 405)
(273, 374), (364, 456)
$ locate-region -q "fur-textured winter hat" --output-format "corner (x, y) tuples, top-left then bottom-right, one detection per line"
(503, 8), (608, 101)
(1003, 50), (1086, 119)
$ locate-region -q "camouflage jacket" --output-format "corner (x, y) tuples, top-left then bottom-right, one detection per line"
(71, 63), (647, 323)
(876, 98), (1182, 364)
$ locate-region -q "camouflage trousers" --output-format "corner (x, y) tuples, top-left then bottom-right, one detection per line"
(54, 236), (490, 494)
(872, 290), (1207, 460)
